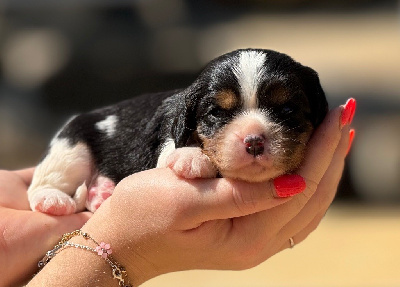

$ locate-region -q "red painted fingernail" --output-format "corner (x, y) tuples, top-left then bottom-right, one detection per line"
(347, 129), (355, 155)
(340, 98), (356, 128)
(273, 174), (306, 198)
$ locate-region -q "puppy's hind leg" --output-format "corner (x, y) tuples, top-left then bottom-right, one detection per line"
(86, 175), (115, 212)
(28, 138), (93, 215)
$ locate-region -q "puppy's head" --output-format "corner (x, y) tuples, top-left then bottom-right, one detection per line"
(179, 49), (328, 182)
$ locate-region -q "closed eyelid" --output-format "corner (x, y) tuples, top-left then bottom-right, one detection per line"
(215, 90), (239, 110)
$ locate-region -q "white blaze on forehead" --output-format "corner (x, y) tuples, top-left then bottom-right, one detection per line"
(95, 115), (118, 137)
(232, 50), (266, 109)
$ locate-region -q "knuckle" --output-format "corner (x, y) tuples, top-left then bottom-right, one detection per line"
(316, 188), (337, 212)
(298, 178), (319, 201)
(231, 185), (257, 215)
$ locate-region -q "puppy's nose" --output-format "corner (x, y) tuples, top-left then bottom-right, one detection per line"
(244, 135), (265, 157)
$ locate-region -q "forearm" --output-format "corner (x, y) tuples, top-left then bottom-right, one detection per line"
(27, 200), (151, 287)
(28, 235), (117, 286)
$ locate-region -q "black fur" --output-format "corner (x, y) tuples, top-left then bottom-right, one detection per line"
(56, 49), (328, 183)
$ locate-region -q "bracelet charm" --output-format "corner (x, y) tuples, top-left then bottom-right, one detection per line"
(37, 230), (132, 287)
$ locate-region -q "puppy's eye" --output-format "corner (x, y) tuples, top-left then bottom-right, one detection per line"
(209, 108), (225, 118)
(277, 105), (294, 116)
(281, 106), (293, 115)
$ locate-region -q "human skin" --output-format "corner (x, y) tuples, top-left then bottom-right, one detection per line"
(0, 169), (92, 286)
(25, 104), (353, 286)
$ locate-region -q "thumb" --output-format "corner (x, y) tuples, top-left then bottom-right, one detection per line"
(187, 177), (291, 223)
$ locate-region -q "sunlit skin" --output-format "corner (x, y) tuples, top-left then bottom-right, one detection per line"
(0, 103), (355, 286)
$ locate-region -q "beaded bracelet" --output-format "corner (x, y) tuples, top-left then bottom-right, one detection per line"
(38, 230), (132, 287)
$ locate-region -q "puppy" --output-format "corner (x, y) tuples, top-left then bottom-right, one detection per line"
(27, 48), (328, 215)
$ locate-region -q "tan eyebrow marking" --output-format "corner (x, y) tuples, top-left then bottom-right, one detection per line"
(265, 84), (291, 105)
(215, 90), (238, 110)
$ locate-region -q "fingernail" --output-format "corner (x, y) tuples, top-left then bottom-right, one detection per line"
(273, 174), (306, 198)
(346, 129), (355, 155)
(340, 98), (356, 128)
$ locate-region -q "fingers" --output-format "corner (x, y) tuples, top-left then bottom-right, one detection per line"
(253, 106), (346, 231)
(299, 106), (346, 193)
(299, 98), (355, 192)
(277, 125), (351, 242)
(190, 178), (292, 222)
(278, 210), (326, 252)
(271, 105), (346, 202)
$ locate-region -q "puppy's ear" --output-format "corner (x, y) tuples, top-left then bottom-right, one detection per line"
(170, 89), (199, 148)
(298, 66), (329, 127)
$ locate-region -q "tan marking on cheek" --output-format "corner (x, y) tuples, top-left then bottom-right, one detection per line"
(199, 133), (224, 168)
(285, 145), (306, 172)
(276, 127), (314, 172)
(215, 90), (238, 110)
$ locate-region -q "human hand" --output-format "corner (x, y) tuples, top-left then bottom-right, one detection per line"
(0, 167), (34, 209)
(75, 102), (354, 286)
(0, 168), (92, 286)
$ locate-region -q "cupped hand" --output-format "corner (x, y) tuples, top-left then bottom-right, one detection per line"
(81, 105), (352, 286)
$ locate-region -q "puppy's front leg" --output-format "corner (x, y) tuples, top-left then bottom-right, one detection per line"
(165, 147), (217, 179)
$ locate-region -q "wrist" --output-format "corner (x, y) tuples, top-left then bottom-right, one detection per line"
(29, 233), (116, 287)
(81, 200), (159, 286)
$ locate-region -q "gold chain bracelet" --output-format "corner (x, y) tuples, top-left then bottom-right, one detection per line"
(38, 230), (132, 287)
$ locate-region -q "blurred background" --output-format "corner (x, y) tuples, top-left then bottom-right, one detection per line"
(0, 0), (399, 286)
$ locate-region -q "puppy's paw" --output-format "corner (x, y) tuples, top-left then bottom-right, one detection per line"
(29, 189), (76, 215)
(86, 176), (115, 212)
(166, 147), (217, 179)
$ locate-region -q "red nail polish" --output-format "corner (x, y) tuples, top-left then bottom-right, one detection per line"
(347, 129), (355, 155)
(273, 174), (306, 198)
(341, 98), (356, 127)
(348, 99), (356, 124)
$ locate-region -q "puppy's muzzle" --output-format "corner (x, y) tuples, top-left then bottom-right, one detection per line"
(244, 134), (265, 157)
